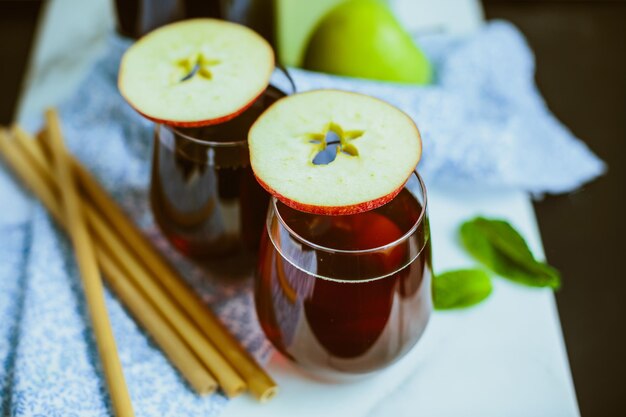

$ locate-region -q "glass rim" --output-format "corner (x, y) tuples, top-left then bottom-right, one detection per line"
(159, 82), (292, 148)
(271, 170), (428, 255)
(161, 123), (250, 148)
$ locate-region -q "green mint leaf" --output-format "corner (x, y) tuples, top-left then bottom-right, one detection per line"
(433, 269), (492, 310)
(459, 217), (561, 289)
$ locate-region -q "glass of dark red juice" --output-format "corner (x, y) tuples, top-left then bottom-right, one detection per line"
(255, 171), (432, 377)
(150, 85), (287, 265)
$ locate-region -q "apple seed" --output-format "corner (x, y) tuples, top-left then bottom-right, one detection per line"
(308, 122), (363, 165)
(175, 53), (220, 83)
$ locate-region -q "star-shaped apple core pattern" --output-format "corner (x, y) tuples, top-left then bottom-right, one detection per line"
(308, 122), (364, 165)
(175, 53), (220, 83)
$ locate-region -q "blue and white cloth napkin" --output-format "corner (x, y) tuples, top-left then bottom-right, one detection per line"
(0, 20), (604, 416)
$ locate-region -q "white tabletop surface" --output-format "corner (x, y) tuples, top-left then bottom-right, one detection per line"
(16, 1), (579, 416)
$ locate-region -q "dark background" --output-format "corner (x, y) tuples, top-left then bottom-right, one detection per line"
(484, 1), (625, 416)
(1, 0), (624, 415)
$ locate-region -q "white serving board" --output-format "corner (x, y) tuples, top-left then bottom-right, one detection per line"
(17, 1), (579, 416)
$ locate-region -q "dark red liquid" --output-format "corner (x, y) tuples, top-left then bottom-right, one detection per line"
(255, 188), (432, 376)
(115, 0), (274, 43)
(150, 86), (284, 262)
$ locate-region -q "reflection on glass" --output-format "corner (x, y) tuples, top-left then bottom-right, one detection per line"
(256, 171), (433, 377)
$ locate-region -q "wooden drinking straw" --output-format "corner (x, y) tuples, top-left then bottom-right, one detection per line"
(11, 127), (245, 398)
(44, 110), (134, 417)
(0, 128), (218, 395)
(97, 253), (218, 395)
(27, 127), (279, 401)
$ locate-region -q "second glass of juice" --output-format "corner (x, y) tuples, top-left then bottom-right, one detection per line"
(255, 171), (432, 377)
(150, 85), (286, 265)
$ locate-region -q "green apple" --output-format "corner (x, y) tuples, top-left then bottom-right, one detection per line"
(303, 0), (432, 84)
(275, 0), (344, 66)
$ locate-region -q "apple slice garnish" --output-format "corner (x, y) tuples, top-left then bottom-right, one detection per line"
(249, 90), (422, 215)
(118, 18), (274, 127)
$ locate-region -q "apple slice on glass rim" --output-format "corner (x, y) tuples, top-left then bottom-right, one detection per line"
(118, 18), (274, 127)
(249, 90), (422, 216)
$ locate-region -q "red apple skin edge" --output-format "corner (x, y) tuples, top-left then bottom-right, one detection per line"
(118, 67), (270, 127)
(254, 174), (409, 216)
(124, 88), (266, 128)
